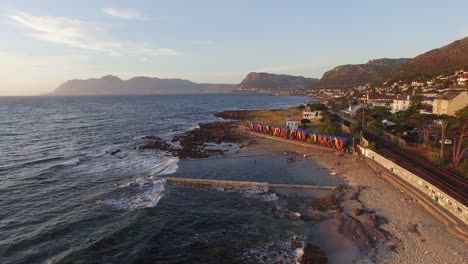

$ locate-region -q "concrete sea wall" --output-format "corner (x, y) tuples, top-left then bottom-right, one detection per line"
(358, 146), (467, 225)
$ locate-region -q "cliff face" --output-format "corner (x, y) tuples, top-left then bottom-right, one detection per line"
(50, 75), (235, 95)
(314, 58), (411, 89)
(233, 72), (318, 93)
(389, 37), (468, 81)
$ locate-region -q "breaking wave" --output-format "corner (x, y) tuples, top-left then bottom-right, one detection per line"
(148, 157), (179, 176)
(105, 178), (167, 210)
(212, 185), (279, 202)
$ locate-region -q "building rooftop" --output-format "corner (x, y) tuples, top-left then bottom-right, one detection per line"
(437, 92), (461, 101)
(367, 92), (396, 100)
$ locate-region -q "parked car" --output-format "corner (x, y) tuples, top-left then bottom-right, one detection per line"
(439, 139), (452, 145)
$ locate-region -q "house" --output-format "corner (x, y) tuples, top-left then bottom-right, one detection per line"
(341, 104), (366, 117)
(366, 92), (395, 107)
(303, 111), (322, 120)
(371, 100), (391, 108)
(422, 89), (439, 98)
(391, 95), (411, 113)
(286, 117), (299, 130)
(432, 91), (468, 116)
(457, 72), (468, 85)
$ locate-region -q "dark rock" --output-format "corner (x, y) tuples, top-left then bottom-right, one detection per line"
(288, 237), (302, 249)
(110, 149), (121, 155)
(300, 244), (327, 264)
(139, 138), (175, 153)
(385, 241), (397, 251)
(306, 195), (340, 212)
(353, 208), (364, 216)
(173, 121), (247, 159)
(214, 110), (251, 120)
(338, 213), (390, 252)
(406, 223), (420, 235)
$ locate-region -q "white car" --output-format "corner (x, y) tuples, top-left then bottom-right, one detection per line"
(439, 139), (452, 145)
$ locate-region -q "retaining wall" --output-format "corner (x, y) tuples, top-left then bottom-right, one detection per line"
(165, 177), (335, 190)
(358, 146), (467, 224)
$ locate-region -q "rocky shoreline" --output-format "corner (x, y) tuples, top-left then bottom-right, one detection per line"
(138, 112), (398, 263)
(246, 133), (467, 264)
(138, 108), (466, 263)
(139, 121), (250, 159)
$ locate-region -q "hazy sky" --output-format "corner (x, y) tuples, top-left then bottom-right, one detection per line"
(0, 0), (467, 95)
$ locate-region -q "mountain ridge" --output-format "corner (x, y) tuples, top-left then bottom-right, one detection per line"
(312, 58), (411, 89)
(50, 75), (236, 95)
(233, 72), (319, 93)
(388, 37), (468, 81)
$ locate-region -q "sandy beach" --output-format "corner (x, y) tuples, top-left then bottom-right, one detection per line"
(243, 132), (467, 264)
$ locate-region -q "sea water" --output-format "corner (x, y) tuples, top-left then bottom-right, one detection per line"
(0, 94), (352, 263)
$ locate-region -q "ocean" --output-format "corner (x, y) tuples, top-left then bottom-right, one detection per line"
(0, 94), (348, 263)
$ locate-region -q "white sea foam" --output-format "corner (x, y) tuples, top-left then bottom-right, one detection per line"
(240, 239), (298, 264)
(106, 178), (167, 209)
(213, 185), (279, 202)
(148, 157), (179, 176)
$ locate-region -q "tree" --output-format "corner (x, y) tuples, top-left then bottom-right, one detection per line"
(297, 104), (306, 110)
(350, 122), (362, 138)
(452, 106), (468, 167)
(308, 103), (327, 111)
(422, 124), (434, 147)
(410, 87), (424, 111)
(301, 118), (311, 128)
(319, 114), (341, 135)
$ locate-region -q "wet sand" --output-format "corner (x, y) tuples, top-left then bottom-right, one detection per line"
(243, 133), (468, 264)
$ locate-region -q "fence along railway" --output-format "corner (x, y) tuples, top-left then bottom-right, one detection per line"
(365, 132), (468, 206)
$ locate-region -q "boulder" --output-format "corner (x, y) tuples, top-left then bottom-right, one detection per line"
(300, 244), (327, 264)
(288, 237), (302, 249)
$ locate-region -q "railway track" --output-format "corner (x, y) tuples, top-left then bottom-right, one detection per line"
(365, 132), (468, 206)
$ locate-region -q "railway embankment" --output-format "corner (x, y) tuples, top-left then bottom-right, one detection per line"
(358, 145), (467, 236)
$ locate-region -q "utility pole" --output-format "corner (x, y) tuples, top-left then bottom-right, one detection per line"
(362, 108), (365, 130)
(453, 136), (456, 164)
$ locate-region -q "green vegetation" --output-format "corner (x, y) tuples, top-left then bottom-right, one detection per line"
(319, 113), (342, 135)
(452, 106), (468, 168)
(430, 154), (447, 166)
(297, 104), (306, 110)
(301, 118), (311, 128)
(308, 102), (327, 111)
(349, 122), (362, 139)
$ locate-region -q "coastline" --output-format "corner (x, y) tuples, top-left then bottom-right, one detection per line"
(205, 107), (466, 263)
(142, 103), (467, 263)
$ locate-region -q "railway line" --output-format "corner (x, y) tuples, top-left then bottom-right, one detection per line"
(365, 132), (468, 206)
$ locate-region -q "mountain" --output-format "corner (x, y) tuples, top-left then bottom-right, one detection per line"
(50, 75), (236, 95)
(313, 58), (411, 89)
(233, 72), (319, 93)
(389, 37), (468, 81)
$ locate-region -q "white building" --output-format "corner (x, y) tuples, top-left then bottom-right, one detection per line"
(341, 104), (366, 117)
(286, 117), (299, 130)
(391, 95), (411, 113)
(302, 111), (322, 120)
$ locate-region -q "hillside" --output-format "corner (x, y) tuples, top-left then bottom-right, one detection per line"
(50, 75), (235, 96)
(233, 72), (318, 93)
(389, 37), (468, 81)
(313, 58), (410, 89)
